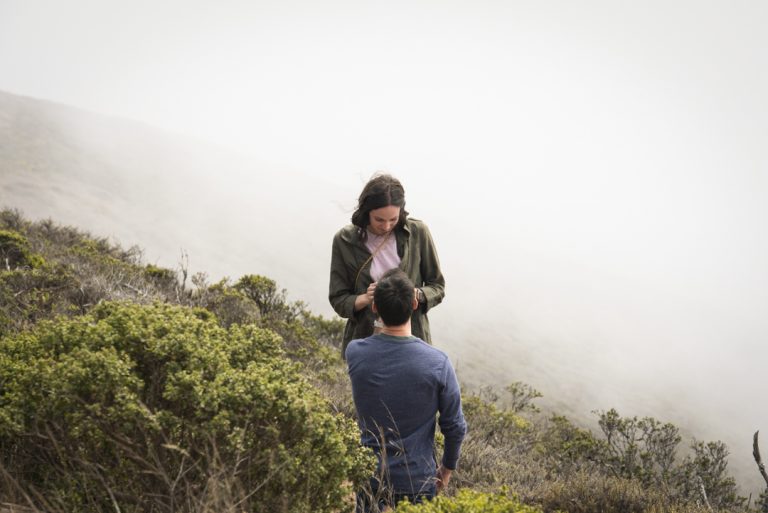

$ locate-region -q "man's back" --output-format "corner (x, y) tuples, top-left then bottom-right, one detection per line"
(346, 333), (466, 495)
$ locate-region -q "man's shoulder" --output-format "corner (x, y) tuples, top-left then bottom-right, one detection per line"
(394, 337), (451, 368)
(345, 335), (384, 361)
(412, 337), (447, 357)
(344, 336), (367, 360)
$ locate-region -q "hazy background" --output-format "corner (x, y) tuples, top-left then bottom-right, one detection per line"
(2, 0), (767, 495)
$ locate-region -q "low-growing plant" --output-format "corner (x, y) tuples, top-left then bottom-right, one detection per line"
(395, 488), (545, 513)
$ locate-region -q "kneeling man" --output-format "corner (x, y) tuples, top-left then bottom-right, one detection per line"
(346, 268), (467, 512)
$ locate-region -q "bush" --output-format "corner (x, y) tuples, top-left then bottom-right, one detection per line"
(673, 440), (744, 510)
(199, 278), (261, 328)
(144, 264), (177, 287)
(596, 409), (745, 510)
(0, 229), (45, 270)
(0, 208), (25, 232)
(0, 264), (80, 336)
(453, 386), (541, 493)
(538, 414), (603, 472)
(234, 274), (287, 317)
(395, 489), (544, 513)
(596, 408), (681, 486)
(0, 301), (374, 512)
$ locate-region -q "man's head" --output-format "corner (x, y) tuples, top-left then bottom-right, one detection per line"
(372, 269), (417, 327)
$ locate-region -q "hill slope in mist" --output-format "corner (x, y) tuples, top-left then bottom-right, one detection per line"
(0, 89), (339, 301)
(2, 89), (766, 498)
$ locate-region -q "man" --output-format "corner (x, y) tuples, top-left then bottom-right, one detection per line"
(346, 268), (466, 512)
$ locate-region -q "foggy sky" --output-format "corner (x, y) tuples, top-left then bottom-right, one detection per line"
(2, 0), (768, 494)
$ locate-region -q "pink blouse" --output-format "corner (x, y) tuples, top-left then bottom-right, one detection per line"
(365, 230), (401, 282)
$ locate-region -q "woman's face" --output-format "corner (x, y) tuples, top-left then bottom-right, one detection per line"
(368, 206), (401, 236)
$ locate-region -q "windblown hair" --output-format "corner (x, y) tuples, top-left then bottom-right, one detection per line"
(351, 174), (409, 240)
(373, 268), (415, 327)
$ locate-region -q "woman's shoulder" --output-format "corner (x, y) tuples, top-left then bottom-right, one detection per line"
(334, 224), (359, 243)
(405, 217), (430, 233)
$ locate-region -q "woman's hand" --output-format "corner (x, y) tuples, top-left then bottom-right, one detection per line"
(353, 282), (377, 311)
(366, 282), (377, 302)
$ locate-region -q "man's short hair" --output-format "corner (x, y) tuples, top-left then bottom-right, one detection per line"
(374, 269), (415, 326)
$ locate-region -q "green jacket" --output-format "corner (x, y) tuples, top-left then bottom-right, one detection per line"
(329, 218), (445, 355)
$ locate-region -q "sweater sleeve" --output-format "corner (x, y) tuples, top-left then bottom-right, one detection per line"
(438, 356), (466, 470)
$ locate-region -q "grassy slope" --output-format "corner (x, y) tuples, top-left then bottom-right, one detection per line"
(0, 208), (762, 513)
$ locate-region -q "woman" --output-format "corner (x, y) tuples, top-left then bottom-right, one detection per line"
(329, 174), (445, 356)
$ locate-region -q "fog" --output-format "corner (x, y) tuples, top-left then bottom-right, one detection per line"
(2, 0), (768, 495)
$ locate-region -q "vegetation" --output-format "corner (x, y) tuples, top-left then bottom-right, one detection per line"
(396, 489), (544, 513)
(0, 207), (763, 512)
(0, 301), (373, 512)
(0, 209), (372, 512)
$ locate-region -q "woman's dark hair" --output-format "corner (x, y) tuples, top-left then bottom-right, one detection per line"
(351, 174), (409, 238)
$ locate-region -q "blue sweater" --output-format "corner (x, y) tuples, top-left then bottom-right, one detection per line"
(346, 334), (467, 494)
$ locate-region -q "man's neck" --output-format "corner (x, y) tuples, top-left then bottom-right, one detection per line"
(380, 321), (412, 337)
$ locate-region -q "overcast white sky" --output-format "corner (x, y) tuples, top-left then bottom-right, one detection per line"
(2, 0), (768, 492)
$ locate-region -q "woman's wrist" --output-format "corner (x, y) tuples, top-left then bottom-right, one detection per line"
(353, 293), (371, 312)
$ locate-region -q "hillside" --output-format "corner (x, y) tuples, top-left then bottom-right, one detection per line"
(0, 89), (341, 307)
(5, 88), (768, 502)
(1, 207), (765, 512)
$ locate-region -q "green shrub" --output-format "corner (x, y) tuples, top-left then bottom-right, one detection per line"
(234, 274), (287, 316)
(462, 394), (532, 448)
(200, 278), (261, 328)
(454, 389), (538, 491)
(0, 208), (25, 231)
(232, 275), (342, 365)
(673, 440), (744, 509)
(502, 382), (543, 414)
(596, 408), (681, 486)
(145, 264), (177, 285)
(595, 409), (745, 510)
(0, 301), (374, 512)
(395, 489), (544, 512)
(0, 229), (45, 269)
(0, 264), (80, 336)
(538, 415), (603, 472)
